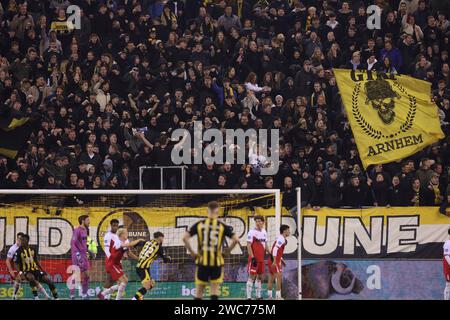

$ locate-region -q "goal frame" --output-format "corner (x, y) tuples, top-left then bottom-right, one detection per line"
(0, 188), (307, 300)
(296, 187), (302, 301)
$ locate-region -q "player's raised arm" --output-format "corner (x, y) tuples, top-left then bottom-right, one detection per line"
(126, 250), (140, 261)
(121, 239), (145, 248)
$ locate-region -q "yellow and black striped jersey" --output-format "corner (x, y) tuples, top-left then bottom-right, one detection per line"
(136, 239), (163, 269)
(14, 246), (39, 272)
(189, 218), (234, 267)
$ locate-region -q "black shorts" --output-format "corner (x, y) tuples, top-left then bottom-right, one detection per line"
(195, 265), (223, 285)
(22, 270), (45, 281)
(136, 267), (152, 283)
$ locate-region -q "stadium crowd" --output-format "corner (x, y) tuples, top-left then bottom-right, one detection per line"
(1, 0), (450, 211)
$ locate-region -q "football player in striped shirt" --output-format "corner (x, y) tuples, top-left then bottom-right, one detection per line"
(132, 232), (172, 300)
(13, 234), (58, 300)
(183, 201), (240, 300)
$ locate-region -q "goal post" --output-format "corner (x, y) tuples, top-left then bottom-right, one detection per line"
(0, 188), (299, 300)
(296, 187), (302, 301)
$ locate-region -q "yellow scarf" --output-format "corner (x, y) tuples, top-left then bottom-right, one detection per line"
(432, 184), (441, 204)
(225, 87), (234, 99)
(237, 0), (243, 18)
(413, 189), (420, 206)
(305, 15), (312, 31)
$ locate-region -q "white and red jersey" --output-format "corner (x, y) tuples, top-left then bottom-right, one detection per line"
(104, 231), (120, 258)
(7, 243), (19, 276)
(7, 243), (20, 260)
(247, 228), (267, 262)
(271, 235), (287, 265)
(105, 239), (129, 282)
(443, 239), (450, 281)
(107, 239), (127, 267)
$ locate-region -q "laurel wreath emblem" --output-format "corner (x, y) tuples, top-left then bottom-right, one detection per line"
(351, 81), (417, 140)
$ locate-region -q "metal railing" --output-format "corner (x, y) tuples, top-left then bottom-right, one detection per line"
(138, 166), (186, 190)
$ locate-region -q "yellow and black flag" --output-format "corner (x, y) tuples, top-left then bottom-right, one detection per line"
(0, 110), (34, 159)
(334, 69), (445, 168)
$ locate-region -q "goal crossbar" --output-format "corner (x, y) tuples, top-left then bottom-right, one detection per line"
(0, 189), (280, 195)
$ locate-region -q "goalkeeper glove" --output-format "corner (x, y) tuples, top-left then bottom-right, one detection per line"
(251, 257), (257, 267)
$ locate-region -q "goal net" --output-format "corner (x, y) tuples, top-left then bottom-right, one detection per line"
(0, 189), (299, 300)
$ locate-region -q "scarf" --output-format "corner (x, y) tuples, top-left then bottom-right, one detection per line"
(432, 184), (441, 204)
(237, 0), (243, 18)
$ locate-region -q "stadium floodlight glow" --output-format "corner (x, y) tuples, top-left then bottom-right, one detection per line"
(0, 188), (305, 300)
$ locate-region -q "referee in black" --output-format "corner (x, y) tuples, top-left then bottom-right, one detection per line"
(183, 201), (239, 300)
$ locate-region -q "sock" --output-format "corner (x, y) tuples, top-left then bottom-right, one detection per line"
(69, 287), (75, 298)
(37, 284), (50, 299)
(101, 284), (118, 296)
(276, 290), (281, 299)
(255, 280), (262, 298)
(82, 275), (90, 296)
(116, 283), (126, 300)
(103, 287), (111, 300)
(267, 290), (272, 298)
(445, 283), (450, 300)
(48, 283), (58, 299)
(211, 295), (219, 300)
(246, 279), (254, 299)
(133, 287), (147, 300)
(13, 281), (20, 298)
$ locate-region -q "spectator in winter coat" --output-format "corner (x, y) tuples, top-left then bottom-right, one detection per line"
(299, 170), (315, 207)
(323, 169), (344, 208)
(342, 176), (370, 208)
(217, 5), (242, 33)
(380, 41), (403, 71)
(402, 177), (434, 206)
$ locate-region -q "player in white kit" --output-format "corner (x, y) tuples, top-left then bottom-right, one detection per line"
(443, 228), (450, 300)
(5, 232), (25, 300)
(102, 219), (120, 299)
(246, 216), (270, 300)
